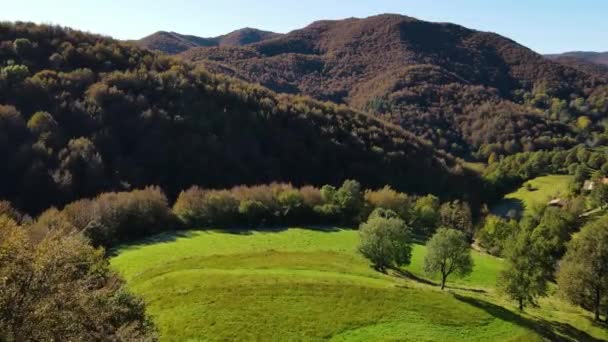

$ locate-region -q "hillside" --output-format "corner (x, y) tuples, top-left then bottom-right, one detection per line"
(181, 14), (608, 158)
(547, 51), (608, 67)
(546, 52), (608, 78)
(111, 228), (607, 341)
(137, 28), (281, 54)
(0, 22), (481, 213)
(491, 174), (572, 217)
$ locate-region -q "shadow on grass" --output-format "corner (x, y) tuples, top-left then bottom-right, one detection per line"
(491, 198), (524, 219)
(392, 269), (487, 293)
(214, 225), (345, 235)
(108, 230), (199, 255)
(454, 294), (603, 342)
(111, 225), (347, 254)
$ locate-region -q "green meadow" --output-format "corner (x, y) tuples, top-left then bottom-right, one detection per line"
(492, 175), (572, 217)
(111, 228), (606, 341)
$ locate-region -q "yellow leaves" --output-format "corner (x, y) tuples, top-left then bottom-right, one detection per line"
(577, 115), (591, 130)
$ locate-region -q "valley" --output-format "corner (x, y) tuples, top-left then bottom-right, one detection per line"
(1, 4), (608, 341)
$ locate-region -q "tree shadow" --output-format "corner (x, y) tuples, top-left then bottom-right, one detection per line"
(108, 230), (198, 255)
(392, 269), (487, 293)
(392, 269), (438, 286)
(453, 294), (603, 342)
(214, 225), (345, 235)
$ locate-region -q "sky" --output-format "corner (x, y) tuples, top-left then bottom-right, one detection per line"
(1, 0), (606, 54)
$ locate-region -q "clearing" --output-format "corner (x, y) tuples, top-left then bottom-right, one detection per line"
(491, 174), (572, 217)
(111, 227), (605, 341)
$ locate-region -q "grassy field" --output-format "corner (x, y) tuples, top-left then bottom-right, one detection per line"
(111, 228), (606, 341)
(492, 175), (572, 217)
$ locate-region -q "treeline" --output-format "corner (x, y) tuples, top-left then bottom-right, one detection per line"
(173, 181), (475, 238)
(6, 180), (477, 249)
(0, 21), (483, 215)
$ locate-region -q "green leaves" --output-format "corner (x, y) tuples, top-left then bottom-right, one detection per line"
(359, 208), (413, 271)
(423, 228), (473, 289)
(557, 216), (608, 320)
(498, 228), (548, 311)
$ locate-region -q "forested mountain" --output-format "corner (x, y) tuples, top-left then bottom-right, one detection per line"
(546, 51), (608, 66)
(179, 14), (608, 158)
(546, 52), (608, 77)
(137, 28), (281, 54)
(0, 21), (482, 214)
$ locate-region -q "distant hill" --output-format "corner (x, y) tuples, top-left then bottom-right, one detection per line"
(180, 14), (607, 158)
(545, 51), (608, 77)
(0, 21), (481, 213)
(546, 51), (608, 66)
(137, 28), (282, 54)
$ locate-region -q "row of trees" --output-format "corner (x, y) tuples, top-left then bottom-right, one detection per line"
(358, 208), (473, 290)
(499, 213), (608, 320)
(2, 180), (474, 249)
(173, 181), (475, 239)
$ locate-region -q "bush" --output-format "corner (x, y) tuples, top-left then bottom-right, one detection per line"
(61, 186), (174, 247)
(238, 200), (270, 226)
(173, 187), (239, 228)
(364, 186), (412, 221)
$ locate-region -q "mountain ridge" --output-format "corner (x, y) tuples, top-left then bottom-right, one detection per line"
(137, 27), (282, 53)
(0, 20), (482, 213)
(179, 14), (605, 157)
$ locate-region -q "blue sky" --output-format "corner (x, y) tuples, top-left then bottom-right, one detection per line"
(1, 0), (606, 53)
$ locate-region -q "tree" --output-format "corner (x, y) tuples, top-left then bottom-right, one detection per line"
(476, 215), (518, 256)
(359, 208), (413, 272)
(0, 215), (155, 340)
(498, 228), (548, 311)
(439, 201), (473, 239)
(411, 194), (440, 236)
(529, 206), (575, 273)
(334, 180), (364, 224)
(364, 186), (412, 221)
(424, 228), (473, 290)
(590, 183), (608, 209)
(557, 217), (608, 321)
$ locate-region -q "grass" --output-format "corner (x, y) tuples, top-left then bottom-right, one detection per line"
(111, 228), (606, 341)
(492, 175), (572, 217)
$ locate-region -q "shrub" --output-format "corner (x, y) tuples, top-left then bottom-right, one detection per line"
(173, 187), (239, 228)
(238, 200), (270, 226)
(61, 186), (173, 247)
(364, 186), (412, 221)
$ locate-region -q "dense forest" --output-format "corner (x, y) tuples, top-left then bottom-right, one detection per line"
(0, 21), (483, 214)
(3, 14), (608, 340)
(178, 14), (608, 158)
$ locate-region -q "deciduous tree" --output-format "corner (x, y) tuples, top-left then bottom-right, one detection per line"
(424, 228), (473, 290)
(557, 217), (608, 321)
(359, 208), (413, 272)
